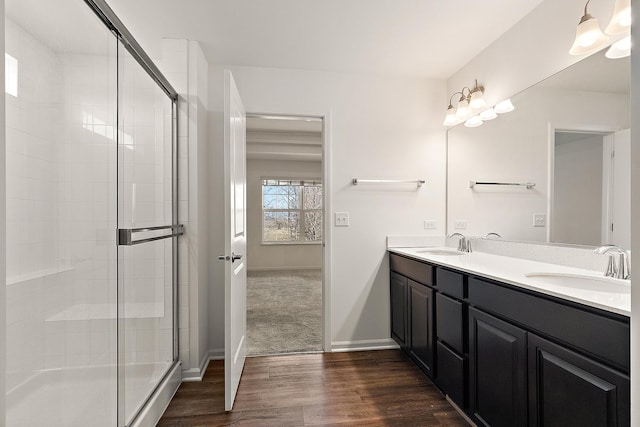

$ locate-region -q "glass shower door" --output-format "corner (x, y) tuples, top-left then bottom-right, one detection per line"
(116, 43), (178, 425)
(5, 1), (119, 425)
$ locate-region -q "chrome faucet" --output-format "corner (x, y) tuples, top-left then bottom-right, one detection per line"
(594, 245), (630, 279)
(448, 233), (472, 253)
(485, 232), (502, 239)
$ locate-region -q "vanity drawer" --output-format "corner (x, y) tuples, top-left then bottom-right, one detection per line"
(436, 340), (466, 408)
(436, 293), (464, 354)
(436, 268), (465, 299)
(468, 276), (630, 372)
(389, 253), (433, 286)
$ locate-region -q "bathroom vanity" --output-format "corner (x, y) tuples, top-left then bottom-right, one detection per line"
(388, 247), (630, 427)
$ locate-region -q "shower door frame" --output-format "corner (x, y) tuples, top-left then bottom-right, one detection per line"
(82, 1), (181, 426)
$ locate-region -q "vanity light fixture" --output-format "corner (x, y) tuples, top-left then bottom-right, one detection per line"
(605, 0), (631, 35)
(443, 80), (487, 126)
(569, 0), (610, 56)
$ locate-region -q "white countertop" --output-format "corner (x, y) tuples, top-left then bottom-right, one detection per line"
(389, 246), (630, 317)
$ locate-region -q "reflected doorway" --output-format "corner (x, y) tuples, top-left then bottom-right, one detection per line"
(245, 114), (324, 355)
(551, 129), (630, 248)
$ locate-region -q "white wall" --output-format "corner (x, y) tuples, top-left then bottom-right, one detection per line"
(447, 87), (628, 241)
(208, 66), (446, 350)
(552, 134), (603, 246)
(159, 39), (212, 377)
(246, 159), (322, 271)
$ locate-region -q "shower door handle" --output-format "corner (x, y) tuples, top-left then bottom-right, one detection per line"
(117, 224), (184, 246)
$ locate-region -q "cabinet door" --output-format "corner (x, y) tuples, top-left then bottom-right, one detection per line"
(408, 279), (434, 377)
(469, 307), (527, 427)
(390, 272), (407, 347)
(528, 334), (630, 427)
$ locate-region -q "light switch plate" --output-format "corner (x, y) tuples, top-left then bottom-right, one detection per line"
(335, 212), (349, 227)
(424, 220), (437, 230)
(533, 213), (546, 227)
(454, 220), (467, 230)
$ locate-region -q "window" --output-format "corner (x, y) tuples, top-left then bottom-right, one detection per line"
(262, 178), (322, 243)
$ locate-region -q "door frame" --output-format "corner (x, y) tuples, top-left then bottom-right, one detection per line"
(245, 110), (332, 352)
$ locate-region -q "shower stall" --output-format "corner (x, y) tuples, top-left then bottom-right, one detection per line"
(5, 0), (181, 425)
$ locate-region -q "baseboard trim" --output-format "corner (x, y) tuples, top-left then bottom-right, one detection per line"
(446, 395), (478, 427)
(331, 338), (400, 352)
(181, 348), (224, 382)
(248, 266), (322, 272)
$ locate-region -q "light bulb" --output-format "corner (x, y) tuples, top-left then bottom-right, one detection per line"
(605, 35), (631, 58)
(464, 115), (483, 128)
(469, 90), (487, 112)
(494, 99), (515, 114)
(479, 108), (497, 120)
(569, 14), (610, 55)
(456, 98), (470, 119)
(443, 105), (458, 126)
(605, 0), (631, 35)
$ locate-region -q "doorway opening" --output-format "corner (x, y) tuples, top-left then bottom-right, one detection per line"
(245, 114), (324, 355)
(550, 129), (630, 248)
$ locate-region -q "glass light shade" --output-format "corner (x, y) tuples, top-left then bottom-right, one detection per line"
(494, 99), (515, 114)
(479, 108), (497, 120)
(605, 0), (631, 35)
(443, 106), (458, 126)
(569, 15), (610, 55)
(464, 115), (483, 128)
(605, 35), (631, 58)
(469, 90), (487, 112)
(456, 98), (470, 118)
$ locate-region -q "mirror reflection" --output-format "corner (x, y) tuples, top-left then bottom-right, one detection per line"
(447, 51), (630, 247)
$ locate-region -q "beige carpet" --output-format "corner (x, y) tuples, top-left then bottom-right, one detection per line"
(247, 269), (323, 355)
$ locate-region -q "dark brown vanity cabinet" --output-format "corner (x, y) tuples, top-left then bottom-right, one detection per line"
(528, 334), (630, 427)
(389, 251), (630, 427)
(469, 307), (527, 427)
(408, 279), (434, 377)
(390, 271), (408, 348)
(434, 268), (467, 409)
(389, 253), (435, 377)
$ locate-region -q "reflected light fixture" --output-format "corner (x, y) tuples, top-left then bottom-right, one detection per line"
(479, 108), (497, 121)
(605, 34), (631, 58)
(464, 115), (483, 128)
(494, 98), (515, 114)
(605, 0), (631, 35)
(569, 0), (610, 55)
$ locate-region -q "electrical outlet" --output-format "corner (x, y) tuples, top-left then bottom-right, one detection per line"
(533, 213), (546, 227)
(424, 220), (437, 230)
(335, 212), (350, 227)
(454, 220), (467, 230)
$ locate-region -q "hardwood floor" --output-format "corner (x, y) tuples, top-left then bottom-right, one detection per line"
(159, 350), (469, 426)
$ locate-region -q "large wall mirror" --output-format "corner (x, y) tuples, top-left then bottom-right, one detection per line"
(447, 51), (630, 248)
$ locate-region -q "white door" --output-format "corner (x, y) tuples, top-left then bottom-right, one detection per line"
(223, 70), (248, 411)
(610, 128), (631, 248)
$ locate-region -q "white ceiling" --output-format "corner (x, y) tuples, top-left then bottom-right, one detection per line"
(105, 0), (545, 79)
(247, 115), (323, 162)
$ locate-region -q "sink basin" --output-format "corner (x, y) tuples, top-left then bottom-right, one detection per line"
(415, 248), (464, 256)
(525, 272), (630, 294)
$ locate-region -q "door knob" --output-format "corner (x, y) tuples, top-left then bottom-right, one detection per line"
(218, 255), (230, 261)
(232, 252), (243, 263)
